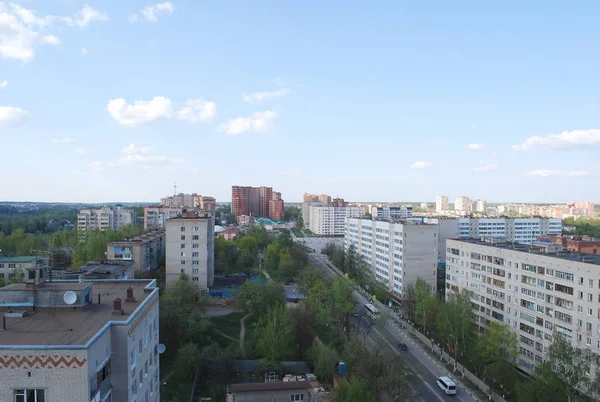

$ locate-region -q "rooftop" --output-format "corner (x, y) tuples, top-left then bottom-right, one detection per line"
(231, 380), (312, 393)
(167, 210), (213, 220)
(0, 256), (39, 263)
(452, 238), (600, 266)
(0, 280), (156, 346)
(52, 260), (134, 280)
(107, 230), (165, 245)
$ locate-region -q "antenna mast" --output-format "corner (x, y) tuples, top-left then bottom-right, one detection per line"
(173, 182), (177, 196)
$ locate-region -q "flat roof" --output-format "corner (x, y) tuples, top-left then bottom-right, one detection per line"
(231, 380), (312, 393)
(0, 256), (38, 263)
(107, 230), (165, 245)
(0, 280), (155, 346)
(451, 238), (600, 266)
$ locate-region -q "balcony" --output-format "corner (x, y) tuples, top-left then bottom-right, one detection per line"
(90, 374), (111, 402)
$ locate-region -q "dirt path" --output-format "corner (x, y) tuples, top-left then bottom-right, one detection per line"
(239, 314), (249, 357)
(262, 270), (272, 281)
(214, 329), (238, 343)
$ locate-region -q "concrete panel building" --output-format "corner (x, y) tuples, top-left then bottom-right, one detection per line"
(309, 206), (365, 236)
(106, 230), (165, 273)
(371, 206), (413, 220)
(77, 206), (136, 240)
(454, 196), (472, 212)
(0, 256), (49, 285)
(445, 238), (600, 374)
(165, 211), (215, 291)
(144, 207), (186, 230)
(345, 218), (438, 298)
(0, 278), (160, 402)
(436, 196), (449, 213)
(301, 201), (324, 229)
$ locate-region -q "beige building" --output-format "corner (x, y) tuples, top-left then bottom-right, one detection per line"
(165, 211), (215, 291)
(77, 206), (136, 240)
(160, 192), (197, 208)
(106, 230), (165, 273)
(435, 196), (449, 213)
(144, 207), (185, 230)
(228, 381), (314, 402)
(446, 238), (600, 374)
(454, 196), (472, 212)
(0, 277), (160, 402)
(0, 256), (49, 285)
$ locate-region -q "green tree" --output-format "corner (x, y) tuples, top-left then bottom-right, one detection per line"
(403, 283), (416, 321)
(174, 342), (203, 378)
(237, 280), (284, 318)
(333, 378), (376, 402)
(327, 277), (356, 338)
(414, 277), (438, 334)
(255, 304), (294, 362)
(517, 361), (569, 402)
(291, 306), (317, 359)
(309, 343), (340, 384)
(436, 289), (475, 371)
(475, 322), (518, 397)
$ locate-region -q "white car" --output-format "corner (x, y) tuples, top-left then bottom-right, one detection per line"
(436, 376), (457, 395)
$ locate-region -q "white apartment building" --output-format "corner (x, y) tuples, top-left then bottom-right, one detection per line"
(309, 206), (365, 236)
(445, 238), (600, 374)
(371, 206), (414, 220)
(160, 193), (197, 208)
(144, 207), (185, 230)
(436, 196), (449, 213)
(301, 201), (324, 229)
(77, 206), (136, 240)
(454, 196), (472, 212)
(345, 218), (438, 298)
(165, 211), (215, 291)
(473, 200), (487, 213)
(0, 277), (160, 402)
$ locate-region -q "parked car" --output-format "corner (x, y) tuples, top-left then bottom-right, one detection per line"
(398, 342), (408, 351)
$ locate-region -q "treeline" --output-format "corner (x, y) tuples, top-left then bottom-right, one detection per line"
(72, 226), (145, 267)
(0, 228), (78, 256)
(407, 278), (600, 401)
(0, 205), (77, 235)
(564, 217), (600, 238)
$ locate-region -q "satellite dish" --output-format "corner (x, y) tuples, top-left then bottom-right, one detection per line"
(63, 291), (77, 305)
(157, 344), (166, 354)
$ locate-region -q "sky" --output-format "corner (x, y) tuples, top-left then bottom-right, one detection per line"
(1, 1), (600, 204)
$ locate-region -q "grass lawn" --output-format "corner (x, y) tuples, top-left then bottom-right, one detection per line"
(293, 227), (305, 237)
(161, 375), (195, 402)
(211, 311), (245, 340)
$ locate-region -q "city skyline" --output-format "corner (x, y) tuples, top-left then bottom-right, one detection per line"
(2, 1), (600, 203)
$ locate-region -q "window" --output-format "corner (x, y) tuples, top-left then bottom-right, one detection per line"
(192, 244), (199, 249)
(193, 235), (199, 240)
(180, 235), (185, 240)
(290, 395), (304, 401)
(139, 339), (143, 354)
(130, 349), (137, 370)
(14, 389), (45, 402)
(180, 244), (185, 249)
(588, 308), (593, 317)
(193, 277), (199, 282)
(180, 260), (186, 265)
(180, 268), (185, 274)
(180, 226), (185, 232)
(192, 252), (199, 257)
(192, 260), (199, 265)
(590, 279), (594, 287)
(193, 226), (200, 232)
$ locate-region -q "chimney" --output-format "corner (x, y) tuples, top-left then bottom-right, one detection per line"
(111, 298), (124, 316)
(125, 287), (136, 303)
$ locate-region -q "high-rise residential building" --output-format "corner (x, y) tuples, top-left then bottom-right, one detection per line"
(106, 230), (166, 273)
(231, 186), (284, 220)
(309, 206), (365, 235)
(445, 238), (600, 374)
(0, 276), (160, 401)
(144, 207), (185, 230)
(454, 196), (472, 212)
(160, 193), (197, 208)
(303, 193), (332, 205)
(574, 201), (595, 216)
(474, 199), (487, 213)
(269, 192), (285, 220)
(77, 205), (136, 240)
(420, 202), (429, 210)
(436, 196), (449, 212)
(194, 195), (216, 212)
(371, 206), (413, 220)
(165, 210), (215, 291)
(301, 201), (324, 228)
(345, 218), (438, 298)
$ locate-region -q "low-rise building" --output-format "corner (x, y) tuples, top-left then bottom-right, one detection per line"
(218, 228), (238, 241)
(0, 256), (49, 285)
(0, 277), (160, 402)
(228, 380), (313, 402)
(106, 230), (165, 273)
(52, 260), (135, 281)
(539, 235), (600, 255)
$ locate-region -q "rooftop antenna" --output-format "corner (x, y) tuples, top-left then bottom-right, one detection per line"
(173, 182), (177, 196)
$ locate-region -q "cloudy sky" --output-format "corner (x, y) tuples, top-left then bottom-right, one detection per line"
(1, 1), (599, 204)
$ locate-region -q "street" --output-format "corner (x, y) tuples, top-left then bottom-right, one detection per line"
(295, 235), (480, 402)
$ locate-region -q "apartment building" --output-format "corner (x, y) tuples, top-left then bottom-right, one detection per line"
(0, 256), (49, 285)
(0, 276), (160, 402)
(436, 196), (449, 213)
(371, 206), (414, 220)
(144, 207), (185, 230)
(309, 206), (365, 236)
(232, 186), (285, 220)
(195, 195), (216, 212)
(445, 238), (600, 374)
(77, 206), (135, 239)
(160, 193), (197, 208)
(454, 196), (472, 212)
(473, 200), (487, 213)
(106, 230), (166, 273)
(301, 201), (324, 228)
(165, 211), (215, 291)
(303, 193), (331, 205)
(345, 218), (438, 298)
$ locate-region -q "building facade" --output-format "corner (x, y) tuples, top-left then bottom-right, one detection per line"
(371, 206), (414, 220)
(77, 206), (136, 240)
(309, 206), (365, 236)
(0, 256), (49, 285)
(436, 196), (449, 213)
(0, 278), (160, 402)
(445, 238), (600, 374)
(194, 196), (216, 212)
(301, 201), (324, 229)
(232, 186), (285, 220)
(165, 211), (215, 291)
(303, 193), (332, 205)
(345, 218), (438, 298)
(454, 196), (472, 212)
(160, 193), (197, 208)
(143, 207), (185, 230)
(106, 230), (166, 273)
(473, 200), (487, 213)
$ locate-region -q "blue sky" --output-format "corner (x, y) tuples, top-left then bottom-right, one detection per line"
(1, 1), (599, 204)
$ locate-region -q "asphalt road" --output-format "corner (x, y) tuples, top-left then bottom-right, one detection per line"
(296, 236), (480, 402)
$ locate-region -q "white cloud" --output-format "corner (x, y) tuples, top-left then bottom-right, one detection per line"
(107, 96), (173, 126)
(53, 137), (75, 143)
(243, 88), (290, 104)
(522, 169), (589, 177)
(74, 147), (86, 154)
(0, 106), (31, 126)
(218, 110), (278, 135)
(468, 143), (485, 150)
(409, 161), (431, 169)
(81, 47), (88, 56)
(0, 3), (107, 63)
(90, 144), (183, 170)
(0, 80), (7, 89)
(132, 2), (174, 23)
(175, 99), (217, 122)
(513, 129), (600, 152)
(473, 163), (499, 172)
(107, 97), (217, 126)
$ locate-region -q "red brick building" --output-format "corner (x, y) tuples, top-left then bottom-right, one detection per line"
(538, 235), (600, 255)
(232, 186), (285, 220)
